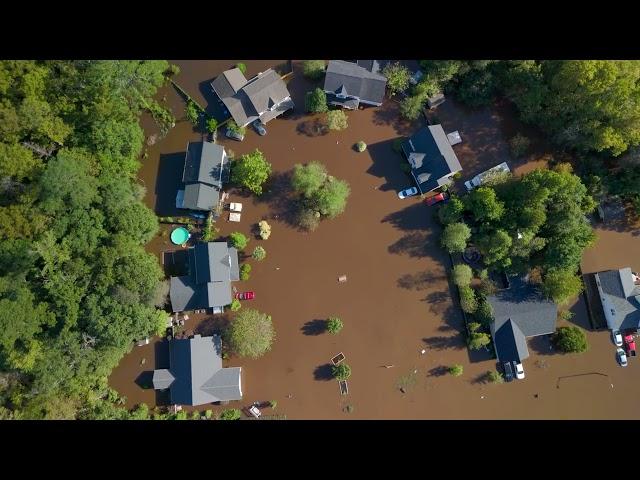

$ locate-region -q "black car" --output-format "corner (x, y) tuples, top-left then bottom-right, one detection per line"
(503, 362), (514, 382)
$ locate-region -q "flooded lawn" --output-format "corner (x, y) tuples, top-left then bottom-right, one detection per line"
(109, 61), (640, 419)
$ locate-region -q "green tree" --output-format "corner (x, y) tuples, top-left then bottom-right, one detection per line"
(465, 187), (505, 222)
(382, 62), (411, 96)
(542, 269), (584, 305)
(468, 332), (491, 350)
(185, 101), (199, 125)
(452, 264), (473, 287)
(509, 133), (531, 158)
(399, 95), (425, 120)
(332, 363), (351, 380)
(230, 298), (241, 312)
(257, 220), (271, 240)
(229, 232), (248, 250)
(310, 177), (350, 218)
(356, 141), (367, 152)
(227, 308), (275, 359)
(459, 286), (478, 314)
(487, 370), (504, 384)
(236, 63), (247, 74)
(441, 222), (471, 254)
(220, 408), (242, 420)
(296, 208), (320, 231)
(476, 230), (512, 267)
(231, 149), (272, 195)
(474, 300), (494, 326)
(291, 162), (328, 197)
(240, 263), (251, 281)
(303, 60), (326, 80)
(438, 196), (464, 225)
(305, 88), (328, 113)
(111, 202), (159, 244)
(252, 246), (266, 261)
(205, 117), (218, 134)
(553, 326), (589, 353)
(326, 316), (343, 334)
(325, 110), (348, 131)
(449, 364), (463, 377)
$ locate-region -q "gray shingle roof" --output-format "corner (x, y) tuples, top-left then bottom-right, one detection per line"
(160, 334), (242, 406)
(169, 276), (207, 313)
(356, 60), (381, 73)
(152, 368), (175, 390)
(211, 68), (293, 127)
(595, 268), (640, 331)
(323, 60), (387, 106)
(182, 141), (226, 187)
(182, 183), (219, 211)
(487, 275), (558, 363)
(401, 125), (463, 193)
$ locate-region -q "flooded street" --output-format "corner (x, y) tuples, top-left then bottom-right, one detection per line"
(109, 60), (640, 418)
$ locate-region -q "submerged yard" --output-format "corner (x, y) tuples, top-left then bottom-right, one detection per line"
(109, 60), (640, 419)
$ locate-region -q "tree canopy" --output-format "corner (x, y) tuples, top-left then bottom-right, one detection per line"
(231, 149), (272, 195)
(227, 308), (275, 359)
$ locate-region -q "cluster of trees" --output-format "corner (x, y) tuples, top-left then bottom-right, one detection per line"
(290, 161), (350, 231)
(0, 60), (173, 419)
(439, 164), (595, 305)
(231, 149), (272, 195)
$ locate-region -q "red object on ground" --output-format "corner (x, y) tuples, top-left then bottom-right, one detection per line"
(624, 334), (636, 356)
(425, 191), (450, 206)
(235, 291), (255, 300)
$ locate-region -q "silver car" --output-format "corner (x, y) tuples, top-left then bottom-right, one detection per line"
(253, 120), (267, 136)
(612, 330), (623, 347)
(398, 187), (418, 199)
(617, 347), (628, 367)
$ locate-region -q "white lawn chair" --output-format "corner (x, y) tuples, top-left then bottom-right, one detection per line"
(229, 212), (241, 222)
(230, 202), (243, 213)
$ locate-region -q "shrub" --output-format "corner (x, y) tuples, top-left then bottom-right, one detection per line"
(166, 64), (180, 76)
(219, 408), (241, 420)
(441, 222), (471, 254)
(257, 220), (271, 239)
(452, 264), (473, 287)
(239, 263), (251, 281)
(230, 298), (241, 312)
(558, 310), (575, 322)
(297, 208), (320, 231)
(449, 364), (464, 377)
(468, 332), (491, 350)
(303, 60), (326, 80)
(356, 141), (367, 152)
(227, 120), (246, 136)
(438, 196), (464, 225)
(252, 246), (266, 261)
(478, 278), (497, 296)
(205, 117), (218, 134)
(305, 88), (328, 113)
(510, 133), (531, 158)
(204, 409), (213, 419)
(468, 322), (481, 333)
(326, 316), (343, 334)
(400, 94), (425, 120)
(325, 110), (348, 131)
(487, 370), (504, 384)
(553, 326), (589, 353)
(332, 363), (351, 380)
(227, 308), (275, 359)
(191, 411), (201, 420)
(229, 232), (248, 250)
(174, 410), (188, 420)
(475, 300), (494, 326)
(236, 63), (247, 74)
(459, 285), (478, 313)
(185, 101), (199, 125)
(269, 400), (277, 410)
(478, 268), (489, 280)
(202, 216), (219, 242)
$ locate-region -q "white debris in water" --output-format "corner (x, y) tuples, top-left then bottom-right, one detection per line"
(421, 349), (426, 355)
(611, 384), (614, 389)
(480, 395), (485, 399)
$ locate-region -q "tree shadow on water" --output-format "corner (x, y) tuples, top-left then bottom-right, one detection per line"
(195, 314), (231, 337)
(135, 371), (154, 390)
(301, 319), (326, 336)
(388, 232), (430, 258)
(397, 271), (446, 290)
(296, 118), (328, 137)
(427, 365), (449, 377)
(313, 364), (334, 381)
(422, 335), (463, 351)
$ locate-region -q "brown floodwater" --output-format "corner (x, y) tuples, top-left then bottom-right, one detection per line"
(109, 61), (640, 419)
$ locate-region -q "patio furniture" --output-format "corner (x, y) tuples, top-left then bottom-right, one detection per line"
(229, 212), (241, 222)
(248, 405), (261, 418)
(230, 202), (243, 212)
(339, 380), (349, 395)
(331, 352), (345, 365)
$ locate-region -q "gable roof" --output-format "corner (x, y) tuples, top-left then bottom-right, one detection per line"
(356, 60), (382, 73)
(595, 268), (640, 331)
(162, 334), (242, 406)
(323, 60), (387, 105)
(182, 183), (219, 211)
(182, 141), (225, 188)
(401, 125), (463, 193)
(211, 68), (293, 127)
(487, 275), (558, 363)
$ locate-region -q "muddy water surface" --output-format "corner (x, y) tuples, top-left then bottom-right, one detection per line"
(109, 61), (640, 419)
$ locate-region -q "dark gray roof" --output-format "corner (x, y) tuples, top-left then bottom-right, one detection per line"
(327, 94), (359, 110)
(182, 141), (226, 187)
(161, 334), (242, 406)
(182, 183), (219, 211)
(487, 275), (558, 363)
(323, 60), (387, 106)
(169, 276), (207, 313)
(595, 268), (640, 331)
(401, 125), (463, 193)
(152, 368), (175, 390)
(211, 68), (293, 127)
(356, 60), (381, 73)
(191, 242), (238, 284)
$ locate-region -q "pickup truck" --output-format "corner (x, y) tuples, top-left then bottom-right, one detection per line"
(624, 334), (636, 356)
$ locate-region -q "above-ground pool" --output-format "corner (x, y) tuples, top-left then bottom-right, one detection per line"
(170, 227), (190, 245)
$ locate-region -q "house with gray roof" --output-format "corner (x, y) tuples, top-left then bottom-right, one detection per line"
(177, 141), (226, 212)
(211, 68), (294, 127)
(401, 125), (463, 194)
(323, 60), (387, 110)
(487, 275), (558, 364)
(153, 334), (242, 406)
(169, 241), (239, 313)
(594, 267), (640, 332)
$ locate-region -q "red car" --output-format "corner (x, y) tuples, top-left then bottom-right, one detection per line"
(624, 334), (636, 356)
(425, 191), (450, 206)
(235, 291), (255, 300)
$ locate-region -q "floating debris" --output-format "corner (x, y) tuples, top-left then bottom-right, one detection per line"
(338, 275), (347, 283)
(420, 349), (426, 355)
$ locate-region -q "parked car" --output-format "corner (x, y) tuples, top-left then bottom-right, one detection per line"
(612, 330), (623, 347)
(235, 291), (255, 300)
(225, 127), (245, 141)
(252, 120), (267, 136)
(398, 187), (418, 199)
(617, 347), (628, 367)
(503, 362), (514, 382)
(514, 362), (525, 380)
(624, 334), (636, 356)
(464, 162), (511, 192)
(425, 191), (450, 206)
